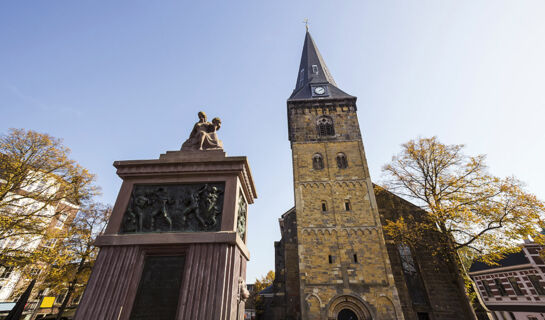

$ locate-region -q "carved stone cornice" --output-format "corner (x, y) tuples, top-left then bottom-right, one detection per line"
(300, 226), (379, 236)
(113, 151), (257, 203)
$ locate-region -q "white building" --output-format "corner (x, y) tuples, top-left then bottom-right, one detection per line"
(0, 174), (78, 301)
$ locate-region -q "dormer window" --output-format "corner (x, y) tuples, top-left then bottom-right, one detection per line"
(316, 116), (334, 137)
(312, 65), (318, 74)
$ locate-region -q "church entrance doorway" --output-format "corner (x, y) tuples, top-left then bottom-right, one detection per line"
(327, 295), (371, 320)
(337, 308), (358, 320)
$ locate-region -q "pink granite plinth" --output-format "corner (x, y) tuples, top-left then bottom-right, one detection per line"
(74, 151), (256, 320)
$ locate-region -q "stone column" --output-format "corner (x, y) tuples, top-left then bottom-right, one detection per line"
(74, 150), (256, 320)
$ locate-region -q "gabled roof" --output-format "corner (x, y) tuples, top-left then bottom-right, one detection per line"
(288, 31), (355, 101)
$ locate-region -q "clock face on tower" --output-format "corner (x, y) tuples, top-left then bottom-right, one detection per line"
(314, 86), (326, 95)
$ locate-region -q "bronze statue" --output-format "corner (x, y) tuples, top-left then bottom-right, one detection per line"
(126, 191), (150, 232)
(151, 187), (173, 231)
(179, 184), (222, 229)
(181, 111), (223, 151)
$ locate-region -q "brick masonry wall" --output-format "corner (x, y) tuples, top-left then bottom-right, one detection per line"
(288, 101), (404, 320)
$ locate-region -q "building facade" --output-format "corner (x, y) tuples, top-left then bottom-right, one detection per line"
(264, 31), (476, 320)
(0, 173), (78, 306)
(469, 241), (545, 320)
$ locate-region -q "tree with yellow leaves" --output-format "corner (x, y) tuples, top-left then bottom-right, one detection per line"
(43, 202), (110, 320)
(0, 128), (98, 270)
(382, 137), (545, 264)
(249, 270), (275, 319)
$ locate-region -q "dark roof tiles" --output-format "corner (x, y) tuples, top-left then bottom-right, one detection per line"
(469, 250), (530, 272)
(288, 31), (355, 101)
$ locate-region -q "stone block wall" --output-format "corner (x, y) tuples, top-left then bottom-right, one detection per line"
(266, 209), (302, 320)
(375, 187), (475, 320)
(287, 101), (361, 144)
(288, 100), (404, 320)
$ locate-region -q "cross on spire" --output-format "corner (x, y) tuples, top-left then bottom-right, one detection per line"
(303, 18), (309, 32)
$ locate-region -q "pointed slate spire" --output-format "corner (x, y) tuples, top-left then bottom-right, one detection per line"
(289, 31), (354, 101)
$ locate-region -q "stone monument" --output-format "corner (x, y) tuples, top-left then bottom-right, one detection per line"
(75, 112), (256, 320)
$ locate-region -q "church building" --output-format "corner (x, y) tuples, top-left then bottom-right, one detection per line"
(263, 31), (477, 320)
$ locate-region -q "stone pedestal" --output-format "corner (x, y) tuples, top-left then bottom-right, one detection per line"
(75, 151), (256, 320)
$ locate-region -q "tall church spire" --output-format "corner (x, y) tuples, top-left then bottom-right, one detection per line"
(289, 31), (354, 101)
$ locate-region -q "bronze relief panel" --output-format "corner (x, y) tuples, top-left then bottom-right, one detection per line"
(120, 183), (225, 233)
(236, 190), (247, 242)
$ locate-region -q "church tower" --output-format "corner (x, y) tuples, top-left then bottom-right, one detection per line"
(287, 31), (405, 320)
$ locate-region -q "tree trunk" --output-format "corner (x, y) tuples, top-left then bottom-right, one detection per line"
(56, 257), (86, 320)
(435, 222), (478, 320)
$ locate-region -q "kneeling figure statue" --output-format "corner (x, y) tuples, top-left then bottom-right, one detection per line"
(181, 111), (223, 151)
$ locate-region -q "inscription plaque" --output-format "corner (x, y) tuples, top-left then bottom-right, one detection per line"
(121, 183), (224, 233)
(129, 255), (186, 320)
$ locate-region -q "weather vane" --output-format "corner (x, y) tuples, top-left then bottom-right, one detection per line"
(303, 18), (309, 31)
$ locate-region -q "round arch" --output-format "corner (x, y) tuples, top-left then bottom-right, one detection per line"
(326, 295), (373, 320)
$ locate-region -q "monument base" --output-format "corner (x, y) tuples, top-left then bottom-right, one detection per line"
(74, 151), (256, 320)
(76, 242), (247, 320)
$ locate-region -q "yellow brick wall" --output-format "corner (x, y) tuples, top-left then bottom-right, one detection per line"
(289, 105), (404, 320)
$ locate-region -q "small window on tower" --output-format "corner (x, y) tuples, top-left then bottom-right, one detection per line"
(321, 201), (327, 212)
(328, 255), (333, 264)
(336, 153), (348, 169)
(344, 200), (351, 211)
(312, 153), (324, 170)
(353, 254), (358, 263)
(316, 116), (335, 137)
(312, 65), (318, 74)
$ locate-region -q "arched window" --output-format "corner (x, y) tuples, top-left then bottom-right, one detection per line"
(316, 116), (335, 137)
(336, 153), (348, 169)
(344, 200), (351, 211)
(321, 201), (327, 212)
(397, 243), (428, 305)
(312, 153), (324, 170)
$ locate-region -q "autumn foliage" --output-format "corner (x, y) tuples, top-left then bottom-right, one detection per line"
(382, 137), (545, 264)
(0, 129), (98, 269)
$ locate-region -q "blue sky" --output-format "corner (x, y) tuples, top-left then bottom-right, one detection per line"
(1, 1), (544, 282)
